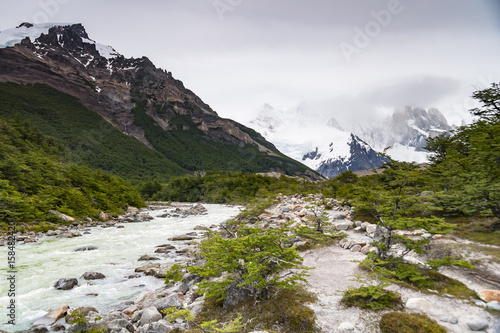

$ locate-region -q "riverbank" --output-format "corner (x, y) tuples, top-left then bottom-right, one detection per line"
(0, 203), (241, 332)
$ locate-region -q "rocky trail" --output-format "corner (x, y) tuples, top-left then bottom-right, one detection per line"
(288, 207), (500, 333)
(9, 198), (500, 333)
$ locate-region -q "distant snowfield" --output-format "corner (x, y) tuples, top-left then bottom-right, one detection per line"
(245, 103), (454, 175)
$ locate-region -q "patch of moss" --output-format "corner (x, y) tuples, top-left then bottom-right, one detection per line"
(379, 312), (447, 333)
(341, 285), (404, 310)
(197, 287), (319, 333)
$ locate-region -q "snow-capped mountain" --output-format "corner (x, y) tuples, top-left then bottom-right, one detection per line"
(246, 103), (454, 178)
(0, 23), (319, 179)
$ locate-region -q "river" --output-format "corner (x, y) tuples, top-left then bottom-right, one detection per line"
(0, 204), (241, 332)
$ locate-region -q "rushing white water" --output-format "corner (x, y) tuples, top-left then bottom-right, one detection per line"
(0, 204), (241, 332)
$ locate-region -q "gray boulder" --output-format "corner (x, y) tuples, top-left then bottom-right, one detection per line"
(107, 319), (134, 333)
(138, 306), (162, 327)
(137, 320), (174, 333)
(54, 278), (78, 290)
(466, 317), (489, 331)
(28, 325), (49, 333)
(81, 272), (105, 280)
(74, 245), (97, 252)
(153, 294), (183, 312)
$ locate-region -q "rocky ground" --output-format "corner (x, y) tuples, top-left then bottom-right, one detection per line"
(6, 197), (500, 333)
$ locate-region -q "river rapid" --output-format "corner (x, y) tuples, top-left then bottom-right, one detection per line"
(0, 204), (241, 332)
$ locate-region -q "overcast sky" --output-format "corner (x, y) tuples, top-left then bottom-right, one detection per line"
(1, 0), (499, 125)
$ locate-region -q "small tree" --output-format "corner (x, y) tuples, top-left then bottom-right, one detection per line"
(189, 225), (309, 303)
(426, 82), (500, 223)
(350, 156), (451, 260)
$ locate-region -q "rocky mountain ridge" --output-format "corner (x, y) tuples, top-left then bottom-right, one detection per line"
(0, 23), (316, 179)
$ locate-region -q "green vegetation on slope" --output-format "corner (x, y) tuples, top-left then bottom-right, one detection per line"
(145, 171), (322, 203)
(131, 91), (313, 176)
(0, 116), (143, 227)
(0, 82), (186, 182)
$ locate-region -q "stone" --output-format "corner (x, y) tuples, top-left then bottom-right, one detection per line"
(188, 300), (204, 317)
(48, 210), (75, 222)
(365, 224), (377, 234)
(168, 235), (195, 241)
(156, 244), (175, 249)
(153, 294), (183, 312)
(33, 305), (70, 326)
(46, 230), (57, 236)
(350, 245), (362, 252)
(127, 206), (139, 215)
(99, 212), (109, 220)
(223, 285), (251, 310)
(74, 245), (97, 252)
(138, 255), (160, 261)
(107, 319), (134, 333)
(29, 325), (49, 333)
(466, 317), (489, 331)
(450, 317), (458, 324)
(293, 241), (308, 248)
(81, 272), (105, 280)
(486, 300), (500, 310)
(68, 230), (82, 238)
(432, 234), (443, 240)
(54, 278), (78, 290)
(122, 305), (138, 317)
(72, 306), (98, 317)
(138, 306), (162, 327)
(135, 263), (161, 275)
(97, 311), (130, 327)
(336, 222), (353, 230)
(193, 225), (208, 230)
(361, 245), (372, 255)
(175, 247), (191, 254)
(405, 298), (432, 312)
(479, 290), (500, 303)
(137, 320), (174, 333)
(52, 323), (66, 331)
(154, 248), (171, 254)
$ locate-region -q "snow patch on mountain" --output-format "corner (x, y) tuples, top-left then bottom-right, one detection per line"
(0, 22), (59, 48)
(0, 22), (120, 59)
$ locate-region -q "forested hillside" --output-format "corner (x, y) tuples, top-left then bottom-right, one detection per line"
(0, 115), (143, 225)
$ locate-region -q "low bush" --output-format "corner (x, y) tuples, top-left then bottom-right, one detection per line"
(341, 285), (403, 310)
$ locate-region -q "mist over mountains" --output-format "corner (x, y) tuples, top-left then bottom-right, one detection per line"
(245, 103), (457, 177)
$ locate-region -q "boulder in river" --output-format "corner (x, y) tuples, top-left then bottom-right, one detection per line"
(32, 305), (70, 326)
(81, 272), (106, 280)
(74, 245), (98, 252)
(54, 278), (78, 290)
(168, 235), (195, 241)
(138, 255), (160, 261)
(135, 263), (161, 276)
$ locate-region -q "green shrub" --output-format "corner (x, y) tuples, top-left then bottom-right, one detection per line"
(189, 226), (309, 302)
(379, 312), (447, 333)
(341, 285), (403, 310)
